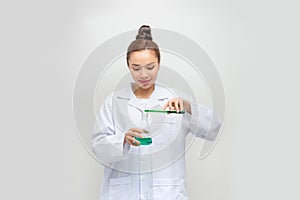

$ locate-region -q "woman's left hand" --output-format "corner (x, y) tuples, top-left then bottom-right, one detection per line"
(163, 97), (191, 114)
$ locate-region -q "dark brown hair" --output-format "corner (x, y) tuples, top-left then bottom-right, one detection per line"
(126, 25), (161, 66)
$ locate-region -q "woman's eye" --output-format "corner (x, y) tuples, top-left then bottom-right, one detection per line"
(148, 66), (155, 70)
(133, 68), (140, 71)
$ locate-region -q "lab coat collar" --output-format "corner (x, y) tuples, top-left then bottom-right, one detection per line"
(115, 83), (171, 111)
(116, 82), (170, 101)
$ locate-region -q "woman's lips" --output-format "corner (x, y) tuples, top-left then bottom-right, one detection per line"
(139, 80), (150, 84)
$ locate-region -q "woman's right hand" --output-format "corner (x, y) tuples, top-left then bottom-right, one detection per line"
(124, 128), (143, 146)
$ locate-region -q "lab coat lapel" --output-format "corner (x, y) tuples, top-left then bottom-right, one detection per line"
(113, 83), (171, 132)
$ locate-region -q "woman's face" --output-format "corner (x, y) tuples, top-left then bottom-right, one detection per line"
(128, 50), (160, 90)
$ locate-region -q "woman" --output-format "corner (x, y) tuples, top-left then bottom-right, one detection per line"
(92, 25), (221, 200)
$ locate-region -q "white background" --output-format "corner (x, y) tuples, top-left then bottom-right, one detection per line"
(1, 0), (299, 199)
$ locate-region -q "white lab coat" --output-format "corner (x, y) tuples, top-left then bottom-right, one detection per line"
(92, 83), (221, 200)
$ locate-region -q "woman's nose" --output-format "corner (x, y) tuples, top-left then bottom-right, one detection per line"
(140, 68), (149, 78)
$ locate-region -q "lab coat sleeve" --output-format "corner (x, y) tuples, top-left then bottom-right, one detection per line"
(91, 94), (130, 164)
(182, 100), (221, 141)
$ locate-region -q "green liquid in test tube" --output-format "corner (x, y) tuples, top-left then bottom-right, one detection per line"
(135, 112), (152, 145)
(135, 137), (152, 145)
(135, 110), (185, 145)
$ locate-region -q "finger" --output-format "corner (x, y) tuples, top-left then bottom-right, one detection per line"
(163, 102), (168, 110)
(125, 135), (140, 146)
(169, 100), (174, 110)
(174, 98), (180, 112)
(179, 99), (184, 111)
(129, 128), (143, 133)
(142, 129), (149, 133)
(127, 131), (143, 138)
(125, 136), (131, 145)
(129, 137), (140, 146)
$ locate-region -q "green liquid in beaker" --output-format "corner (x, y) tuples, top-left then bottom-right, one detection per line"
(135, 137), (152, 145)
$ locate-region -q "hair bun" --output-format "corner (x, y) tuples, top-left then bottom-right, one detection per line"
(135, 25), (152, 41)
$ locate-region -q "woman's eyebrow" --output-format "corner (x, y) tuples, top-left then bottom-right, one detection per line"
(145, 62), (156, 67)
(132, 64), (141, 67)
(131, 62), (156, 67)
